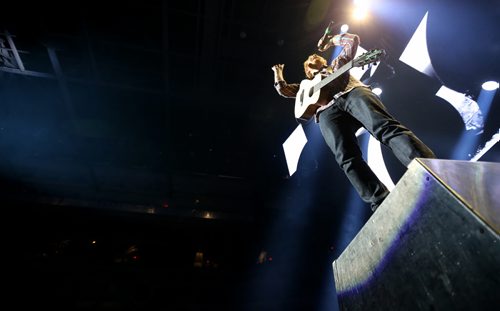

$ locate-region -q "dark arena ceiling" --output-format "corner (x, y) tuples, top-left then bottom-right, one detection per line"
(1, 0), (498, 217)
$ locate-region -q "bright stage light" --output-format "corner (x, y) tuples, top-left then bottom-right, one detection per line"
(354, 0), (370, 6)
(340, 24), (349, 33)
(352, 0), (371, 20)
(482, 81), (499, 91)
(372, 87), (382, 96)
(353, 8), (368, 20)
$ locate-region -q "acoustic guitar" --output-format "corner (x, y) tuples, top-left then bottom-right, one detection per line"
(294, 49), (385, 120)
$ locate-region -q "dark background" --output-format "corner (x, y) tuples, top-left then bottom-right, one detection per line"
(2, 0), (499, 310)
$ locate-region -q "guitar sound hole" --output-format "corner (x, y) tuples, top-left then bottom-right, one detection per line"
(309, 88), (314, 97)
(300, 90), (304, 106)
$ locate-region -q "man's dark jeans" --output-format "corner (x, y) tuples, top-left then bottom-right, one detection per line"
(318, 86), (436, 210)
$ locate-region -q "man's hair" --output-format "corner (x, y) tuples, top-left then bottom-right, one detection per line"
(303, 54), (327, 79)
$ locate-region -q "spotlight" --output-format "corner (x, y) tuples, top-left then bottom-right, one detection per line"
(482, 81), (499, 91)
(354, 0), (369, 6)
(340, 24), (349, 33)
(353, 8), (368, 20)
(352, 0), (371, 20)
(372, 87), (382, 96)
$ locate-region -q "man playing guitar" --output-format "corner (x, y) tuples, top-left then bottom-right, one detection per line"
(271, 27), (435, 212)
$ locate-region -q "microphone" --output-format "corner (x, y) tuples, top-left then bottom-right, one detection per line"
(318, 20), (336, 51)
(324, 20), (335, 36)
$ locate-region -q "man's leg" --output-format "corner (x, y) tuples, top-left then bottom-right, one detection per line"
(342, 87), (436, 167)
(318, 103), (389, 210)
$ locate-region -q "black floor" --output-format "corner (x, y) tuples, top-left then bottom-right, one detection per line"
(9, 201), (342, 311)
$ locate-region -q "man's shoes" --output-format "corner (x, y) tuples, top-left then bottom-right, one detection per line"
(370, 196), (387, 212)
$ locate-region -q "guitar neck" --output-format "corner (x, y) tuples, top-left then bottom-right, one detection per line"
(315, 60), (353, 91)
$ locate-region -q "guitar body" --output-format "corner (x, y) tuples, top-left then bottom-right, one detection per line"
(292, 48), (385, 121)
(294, 74), (329, 120)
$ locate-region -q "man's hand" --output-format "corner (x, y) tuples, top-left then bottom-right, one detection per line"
(317, 34), (334, 52)
(272, 64), (285, 83)
(271, 64), (284, 73)
(318, 21), (336, 52)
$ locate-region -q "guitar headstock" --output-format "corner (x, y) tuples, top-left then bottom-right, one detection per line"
(353, 49), (386, 68)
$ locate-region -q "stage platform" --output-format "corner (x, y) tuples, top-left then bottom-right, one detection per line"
(333, 158), (499, 310)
